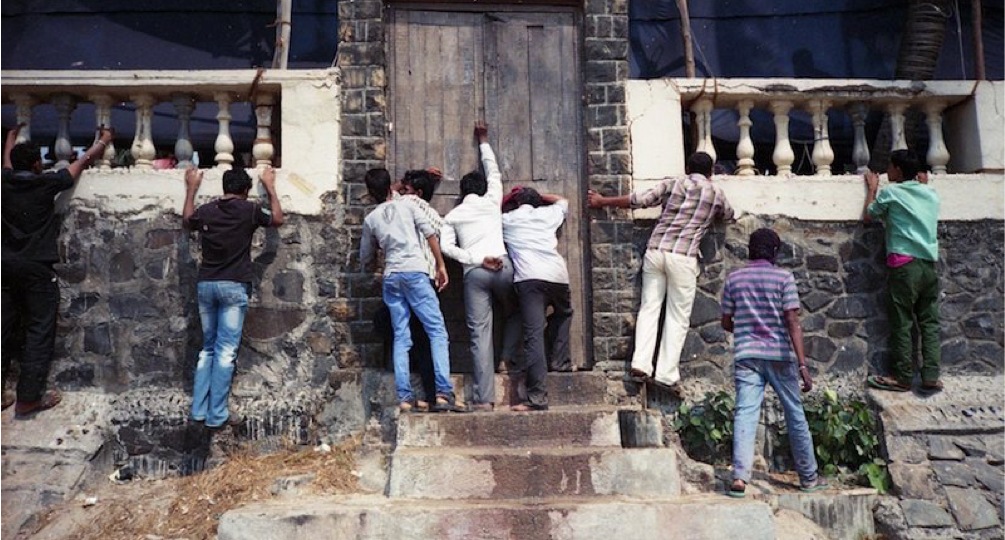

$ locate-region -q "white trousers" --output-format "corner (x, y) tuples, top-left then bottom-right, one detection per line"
(630, 249), (699, 385)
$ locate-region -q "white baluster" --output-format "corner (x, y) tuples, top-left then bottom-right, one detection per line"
(770, 100), (794, 176)
(887, 102), (909, 152)
(253, 94), (276, 169)
(735, 100), (755, 176)
(923, 101), (950, 175)
(807, 99), (834, 177)
(173, 94), (195, 169)
(52, 94), (76, 170)
(214, 92), (234, 170)
(692, 98), (716, 163)
(849, 102), (871, 174)
(130, 94), (156, 169)
(12, 94), (36, 143)
(89, 94), (116, 171)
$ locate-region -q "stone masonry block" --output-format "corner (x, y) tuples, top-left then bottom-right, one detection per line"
(945, 487), (1001, 531)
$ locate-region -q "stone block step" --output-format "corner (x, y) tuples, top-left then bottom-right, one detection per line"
(388, 446), (680, 500)
(395, 406), (625, 448)
(330, 370), (629, 408)
(218, 494), (776, 540)
(456, 371), (621, 407)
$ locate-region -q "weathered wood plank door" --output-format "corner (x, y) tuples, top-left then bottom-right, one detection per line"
(389, 6), (588, 370)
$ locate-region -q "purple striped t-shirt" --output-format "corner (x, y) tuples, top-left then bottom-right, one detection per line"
(721, 260), (801, 362)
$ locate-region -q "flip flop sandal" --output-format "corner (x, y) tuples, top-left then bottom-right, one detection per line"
(629, 368), (650, 379)
(919, 380), (944, 395)
(14, 391), (62, 419)
(867, 375), (910, 392)
(727, 481), (746, 498)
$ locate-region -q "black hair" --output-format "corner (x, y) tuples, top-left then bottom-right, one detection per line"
(11, 142), (41, 171)
(686, 152), (714, 178)
(748, 228), (783, 262)
(364, 168), (392, 203)
(402, 169), (440, 202)
(889, 149), (921, 181)
(222, 169), (253, 195)
(501, 187), (545, 213)
(460, 170), (487, 197)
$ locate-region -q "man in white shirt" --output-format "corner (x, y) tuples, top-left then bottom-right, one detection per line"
(501, 188), (573, 412)
(441, 122), (522, 412)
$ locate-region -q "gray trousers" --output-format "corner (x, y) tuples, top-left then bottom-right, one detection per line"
(464, 256), (522, 405)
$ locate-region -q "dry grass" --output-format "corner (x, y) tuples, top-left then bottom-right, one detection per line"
(38, 439), (359, 540)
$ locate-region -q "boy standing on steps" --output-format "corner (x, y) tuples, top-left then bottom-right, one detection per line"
(863, 149), (943, 394)
(721, 228), (827, 498)
(502, 188), (573, 412)
(440, 122), (522, 412)
(360, 169), (464, 413)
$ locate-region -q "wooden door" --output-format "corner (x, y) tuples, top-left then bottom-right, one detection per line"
(389, 6), (588, 370)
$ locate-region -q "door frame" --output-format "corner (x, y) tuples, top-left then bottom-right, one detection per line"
(385, 2), (595, 369)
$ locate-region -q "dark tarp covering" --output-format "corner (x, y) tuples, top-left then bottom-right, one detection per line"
(1, 0), (338, 70)
(630, 0), (1004, 80)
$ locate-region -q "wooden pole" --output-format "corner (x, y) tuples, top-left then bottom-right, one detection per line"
(972, 0), (986, 80)
(272, 0), (293, 69)
(675, 0), (696, 78)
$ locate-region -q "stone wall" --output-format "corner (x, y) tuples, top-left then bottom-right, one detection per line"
(583, 0), (637, 370)
(49, 198), (352, 473)
(659, 216), (1005, 386)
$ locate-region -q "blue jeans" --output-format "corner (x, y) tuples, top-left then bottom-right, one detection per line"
(383, 272), (453, 402)
(732, 359), (818, 485)
(192, 281), (249, 427)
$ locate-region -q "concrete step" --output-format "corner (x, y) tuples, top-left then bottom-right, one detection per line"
(395, 406), (625, 448)
(388, 446), (680, 500)
(459, 371), (621, 407)
(218, 494), (776, 540)
(330, 370), (631, 408)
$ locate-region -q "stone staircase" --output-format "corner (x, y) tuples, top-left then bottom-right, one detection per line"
(217, 372), (777, 540)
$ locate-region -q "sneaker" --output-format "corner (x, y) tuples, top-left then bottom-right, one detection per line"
(433, 393), (468, 413)
(800, 477), (830, 493)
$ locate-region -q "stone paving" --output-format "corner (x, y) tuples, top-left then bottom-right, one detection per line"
(869, 375), (1005, 539)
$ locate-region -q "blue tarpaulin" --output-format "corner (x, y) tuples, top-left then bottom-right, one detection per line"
(629, 0), (1003, 80)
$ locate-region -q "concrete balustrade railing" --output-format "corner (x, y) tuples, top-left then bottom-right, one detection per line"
(0, 69), (341, 215)
(0, 70), (305, 170)
(626, 78), (1004, 221)
(670, 78), (983, 177)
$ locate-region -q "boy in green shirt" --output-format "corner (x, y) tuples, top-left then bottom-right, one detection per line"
(863, 149), (942, 394)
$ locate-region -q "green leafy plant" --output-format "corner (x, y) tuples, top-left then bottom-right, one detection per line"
(672, 391), (735, 464)
(674, 388), (891, 493)
(781, 389), (891, 493)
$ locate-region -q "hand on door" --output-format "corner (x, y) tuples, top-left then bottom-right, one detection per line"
(474, 121), (489, 144)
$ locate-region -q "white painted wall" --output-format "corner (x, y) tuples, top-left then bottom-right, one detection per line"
(946, 80), (1004, 173)
(625, 79), (1005, 221)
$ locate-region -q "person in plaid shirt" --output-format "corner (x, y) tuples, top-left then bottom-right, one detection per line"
(588, 152), (733, 389)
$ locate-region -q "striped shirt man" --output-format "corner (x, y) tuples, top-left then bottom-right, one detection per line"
(721, 260), (801, 362)
(630, 173), (734, 257)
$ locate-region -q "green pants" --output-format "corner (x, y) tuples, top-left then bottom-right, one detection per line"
(887, 259), (941, 385)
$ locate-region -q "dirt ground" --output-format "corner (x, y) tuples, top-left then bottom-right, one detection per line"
(20, 441), (360, 540)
